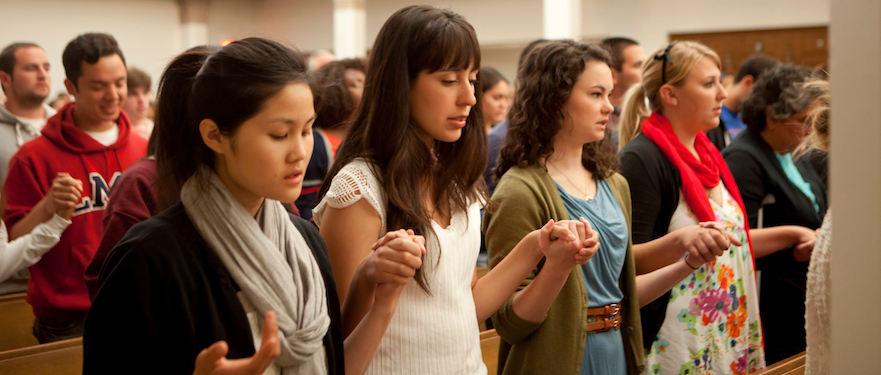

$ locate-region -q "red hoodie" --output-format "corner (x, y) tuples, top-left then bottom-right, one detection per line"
(3, 102), (147, 318)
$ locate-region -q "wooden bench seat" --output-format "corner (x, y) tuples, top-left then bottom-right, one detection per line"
(481, 328), (500, 374)
(0, 292), (38, 351)
(754, 351), (806, 375)
(0, 337), (83, 374)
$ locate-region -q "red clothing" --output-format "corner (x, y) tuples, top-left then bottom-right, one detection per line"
(324, 131), (342, 156)
(85, 158), (160, 300)
(3, 102), (148, 318)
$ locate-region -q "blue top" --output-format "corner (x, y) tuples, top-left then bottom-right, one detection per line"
(775, 152), (820, 212)
(720, 105), (747, 141)
(556, 180), (628, 306)
(556, 179), (629, 375)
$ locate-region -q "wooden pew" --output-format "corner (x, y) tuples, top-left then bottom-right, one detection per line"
(480, 329), (500, 375)
(0, 337), (83, 374)
(0, 293), (38, 351)
(754, 351), (806, 375)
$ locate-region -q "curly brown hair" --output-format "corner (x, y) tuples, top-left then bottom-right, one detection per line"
(312, 58), (366, 130)
(495, 40), (618, 181)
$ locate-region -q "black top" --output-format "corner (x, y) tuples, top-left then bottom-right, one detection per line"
(722, 128), (827, 363)
(83, 203), (344, 374)
(722, 129), (827, 229)
(618, 134), (683, 349)
(706, 117), (728, 152)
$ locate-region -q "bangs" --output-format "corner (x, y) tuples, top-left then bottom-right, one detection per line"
(409, 14), (481, 77)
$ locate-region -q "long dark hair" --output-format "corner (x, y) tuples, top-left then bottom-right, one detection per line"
(496, 40), (618, 180)
(162, 38), (309, 199)
(318, 5), (485, 293)
(152, 45), (217, 208)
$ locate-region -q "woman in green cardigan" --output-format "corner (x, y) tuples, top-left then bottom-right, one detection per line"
(485, 40), (724, 375)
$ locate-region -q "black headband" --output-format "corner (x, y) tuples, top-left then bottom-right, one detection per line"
(653, 40), (678, 84)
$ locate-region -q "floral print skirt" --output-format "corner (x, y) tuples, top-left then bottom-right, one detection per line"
(645, 186), (765, 375)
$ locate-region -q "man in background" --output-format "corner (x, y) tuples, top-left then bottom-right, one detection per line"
(707, 54), (778, 150)
(0, 42), (56, 186)
(600, 37), (646, 147)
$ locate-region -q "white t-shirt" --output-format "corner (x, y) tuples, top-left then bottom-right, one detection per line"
(13, 115), (48, 134)
(83, 125), (120, 146)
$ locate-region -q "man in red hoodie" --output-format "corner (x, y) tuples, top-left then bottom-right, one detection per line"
(2, 33), (147, 343)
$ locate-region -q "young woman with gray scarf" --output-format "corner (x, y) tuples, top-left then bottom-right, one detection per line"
(83, 38), (423, 375)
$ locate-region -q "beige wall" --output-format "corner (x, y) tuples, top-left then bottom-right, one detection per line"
(0, 0), (832, 98)
(0, 0), (181, 99)
(829, 2), (881, 374)
(580, 0), (830, 52)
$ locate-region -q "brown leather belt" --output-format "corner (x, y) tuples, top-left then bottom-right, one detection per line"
(586, 303), (621, 333)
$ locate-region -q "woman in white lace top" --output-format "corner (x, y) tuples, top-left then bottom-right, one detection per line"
(802, 79), (831, 375)
(313, 5), (599, 375)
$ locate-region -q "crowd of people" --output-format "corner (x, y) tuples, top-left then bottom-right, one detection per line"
(0, 4), (832, 375)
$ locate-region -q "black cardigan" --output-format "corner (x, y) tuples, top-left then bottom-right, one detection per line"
(618, 134), (683, 349)
(706, 117), (729, 152)
(83, 203), (344, 374)
(722, 128), (827, 363)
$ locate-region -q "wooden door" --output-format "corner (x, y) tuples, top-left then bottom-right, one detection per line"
(671, 26), (828, 75)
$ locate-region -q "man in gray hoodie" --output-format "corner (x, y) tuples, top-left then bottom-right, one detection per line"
(0, 42), (56, 186)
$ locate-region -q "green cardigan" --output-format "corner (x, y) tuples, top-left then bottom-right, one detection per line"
(483, 165), (645, 375)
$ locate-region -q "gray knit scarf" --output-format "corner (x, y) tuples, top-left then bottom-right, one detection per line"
(180, 166), (329, 373)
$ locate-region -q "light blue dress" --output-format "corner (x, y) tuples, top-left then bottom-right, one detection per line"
(556, 180), (629, 375)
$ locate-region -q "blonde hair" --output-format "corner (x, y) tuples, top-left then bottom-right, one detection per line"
(800, 79), (830, 153)
(618, 41), (721, 149)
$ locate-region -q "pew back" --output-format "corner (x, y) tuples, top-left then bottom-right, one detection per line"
(0, 293), (38, 351)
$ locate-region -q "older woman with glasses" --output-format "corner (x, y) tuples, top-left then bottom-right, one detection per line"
(722, 64), (828, 365)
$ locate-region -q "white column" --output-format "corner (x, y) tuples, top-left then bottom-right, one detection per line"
(333, 0), (366, 59)
(543, 0), (581, 40)
(179, 0), (209, 49)
(830, 1), (881, 374)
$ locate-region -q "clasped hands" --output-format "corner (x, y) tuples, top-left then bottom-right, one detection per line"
(537, 217), (600, 267)
(678, 221), (741, 268)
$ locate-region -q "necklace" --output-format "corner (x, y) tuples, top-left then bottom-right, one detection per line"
(547, 163), (594, 201)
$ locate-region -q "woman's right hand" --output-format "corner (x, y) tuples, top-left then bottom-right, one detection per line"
(363, 229), (425, 286)
(193, 311), (280, 375)
(675, 221), (741, 263)
(538, 219), (598, 268)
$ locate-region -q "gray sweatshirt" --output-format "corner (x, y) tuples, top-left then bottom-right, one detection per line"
(0, 103), (56, 186)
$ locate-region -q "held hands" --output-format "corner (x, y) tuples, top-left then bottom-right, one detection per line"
(42, 173), (83, 220)
(363, 229), (424, 309)
(366, 229), (425, 285)
(676, 222), (741, 265)
(193, 311), (281, 375)
(537, 218), (600, 267)
(792, 227), (817, 262)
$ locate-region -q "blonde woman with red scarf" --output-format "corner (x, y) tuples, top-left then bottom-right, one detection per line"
(618, 41), (816, 374)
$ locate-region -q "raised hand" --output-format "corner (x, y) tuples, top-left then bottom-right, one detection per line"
(538, 219), (598, 268)
(364, 229), (424, 285)
(43, 172), (83, 219)
(676, 221), (741, 264)
(193, 311), (281, 375)
(573, 217), (599, 265)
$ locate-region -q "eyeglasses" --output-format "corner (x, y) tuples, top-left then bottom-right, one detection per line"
(653, 41), (678, 84)
(784, 119), (811, 128)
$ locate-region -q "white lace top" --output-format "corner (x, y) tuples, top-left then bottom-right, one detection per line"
(805, 209), (832, 375)
(314, 159), (486, 375)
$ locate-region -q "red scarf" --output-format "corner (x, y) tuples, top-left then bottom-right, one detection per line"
(641, 112), (754, 258)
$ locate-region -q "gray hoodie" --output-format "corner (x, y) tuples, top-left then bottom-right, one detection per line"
(0, 103), (56, 186)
